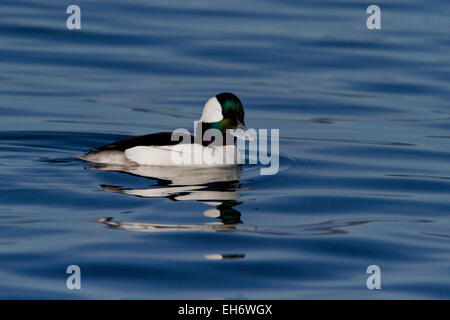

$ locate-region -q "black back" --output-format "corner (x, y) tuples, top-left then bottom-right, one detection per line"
(94, 132), (194, 152)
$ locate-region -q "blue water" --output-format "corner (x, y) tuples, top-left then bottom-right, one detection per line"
(1, 0), (449, 299)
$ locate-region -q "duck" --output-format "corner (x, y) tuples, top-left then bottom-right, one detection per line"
(80, 92), (253, 167)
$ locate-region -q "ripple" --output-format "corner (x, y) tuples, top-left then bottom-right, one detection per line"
(1, 0), (450, 300)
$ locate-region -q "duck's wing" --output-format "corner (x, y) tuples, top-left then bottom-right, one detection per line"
(95, 132), (194, 152)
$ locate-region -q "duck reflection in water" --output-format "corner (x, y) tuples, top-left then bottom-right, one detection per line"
(93, 164), (246, 232)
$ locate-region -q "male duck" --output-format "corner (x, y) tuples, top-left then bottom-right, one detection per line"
(80, 92), (252, 166)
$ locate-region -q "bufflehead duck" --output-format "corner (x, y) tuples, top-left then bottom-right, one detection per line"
(80, 92), (252, 166)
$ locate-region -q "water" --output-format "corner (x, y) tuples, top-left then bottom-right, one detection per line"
(0, 0), (449, 299)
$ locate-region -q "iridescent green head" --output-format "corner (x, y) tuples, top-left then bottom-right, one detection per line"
(200, 92), (245, 128)
(197, 92), (246, 145)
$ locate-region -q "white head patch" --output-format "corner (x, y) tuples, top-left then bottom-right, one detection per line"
(199, 96), (223, 123)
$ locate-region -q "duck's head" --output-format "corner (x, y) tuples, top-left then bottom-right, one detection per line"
(197, 92), (251, 145)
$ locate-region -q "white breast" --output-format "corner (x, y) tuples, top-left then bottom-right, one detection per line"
(124, 144), (240, 166)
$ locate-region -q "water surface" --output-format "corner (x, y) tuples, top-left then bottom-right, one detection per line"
(0, 0), (449, 299)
